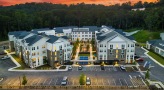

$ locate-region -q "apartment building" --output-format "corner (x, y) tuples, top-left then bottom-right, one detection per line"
(8, 28), (72, 68)
(46, 36), (72, 68)
(71, 26), (98, 41)
(96, 27), (135, 63)
(146, 40), (164, 57)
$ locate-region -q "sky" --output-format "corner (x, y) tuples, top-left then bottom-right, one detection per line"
(0, 0), (157, 6)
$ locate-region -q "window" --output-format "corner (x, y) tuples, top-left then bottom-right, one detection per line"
(121, 55), (124, 58)
(110, 50), (113, 54)
(99, 49), (103, 52)
(128, 44), (129, 47)
(99, 55), (103, 60)
(122, 45), (125, 49)
(100, 44), (103, 47)
(37, 52), (39, 55)
(89, 35), (91, 37)
(131, 44), (134, 47)
(131, 49), (133, 52)
(104, 50), (106, 52)
(85, 32), (88, 34)
(110, 45), (113, 49)
(42, 45), (45, 48)
(37, 46), (39, 49)
(38, 57), (39, 65)
(130, 55), (133, 59)
(121, 50), (124, 54)
(127, 49), (129, 52)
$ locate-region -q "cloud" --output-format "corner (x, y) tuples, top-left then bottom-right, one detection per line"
(0, 0), (157, 6)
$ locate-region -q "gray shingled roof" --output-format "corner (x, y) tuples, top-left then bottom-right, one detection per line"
(46, 35), (59, 44)
(8, 31), (26, 36)
(25, 35), (43, 46)
(97, 31), (118, 42)
(82, 26), (98, 32)
(18, 32), (30, 39)
(32, 28), (50, 31)
(55, 26), (77, 33)
(147, 39), (164, 50)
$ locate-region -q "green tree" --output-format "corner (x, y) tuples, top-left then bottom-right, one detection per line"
(79, 73), (86, 85)
(22, 74), (27, 85)
(145, 69), (150, 79)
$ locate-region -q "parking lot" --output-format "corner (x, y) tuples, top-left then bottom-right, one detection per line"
(0, 73), (145, 87)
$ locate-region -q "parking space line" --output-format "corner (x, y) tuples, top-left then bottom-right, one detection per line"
(55, 78), (58, 85)
(43, 79), (47, 85)
(113, 79), (116, 85)
(37, 78), (42, 85)
(124, 79), (128, 86)
(107, 79), (110, 85)
(120, 67), (122, 71)
(129, 75), (132, 79)
(130, 79), (135, 87)
(119, 79), (122, 86)
(102, 79), (105, 85)
(96, 78), (98, 85)
(48, 79), (53, 85)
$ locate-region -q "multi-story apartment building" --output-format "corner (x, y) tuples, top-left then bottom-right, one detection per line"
(8, 28), (72, 68)
(8, 25), (135, 68)
(96, 27), (135, 63)
(71, 26), (98, 41)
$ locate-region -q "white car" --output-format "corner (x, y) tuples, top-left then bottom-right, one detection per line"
(1, 56), (10, 60)
(86, 77), (91, 85)
(120, 65), (126, 70)
(61, 76), (68, 85)
(68, 66), (72, 70)
(0, 78), (3, 82)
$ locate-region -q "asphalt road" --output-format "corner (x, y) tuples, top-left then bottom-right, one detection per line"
(135, 46), (164, 82)
(0, 58), (145, 86)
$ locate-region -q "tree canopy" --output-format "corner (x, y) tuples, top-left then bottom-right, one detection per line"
(0, 1), (164, 41)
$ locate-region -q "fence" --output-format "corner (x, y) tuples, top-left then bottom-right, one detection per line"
(0, 85), (149, 89)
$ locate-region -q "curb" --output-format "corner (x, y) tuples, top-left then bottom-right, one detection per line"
(141, 47), (164, 68)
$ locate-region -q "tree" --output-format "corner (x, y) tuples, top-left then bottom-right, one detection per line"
(87, 44), (90, 51)
(79, 73), (86, 85)
(145, 69), (150, 79)
(22, 74), (27, 85)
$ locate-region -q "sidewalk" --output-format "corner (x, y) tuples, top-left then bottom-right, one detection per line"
(141, 47), (164, 68)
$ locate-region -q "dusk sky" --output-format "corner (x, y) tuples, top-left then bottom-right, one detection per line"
(0, 0), (157, 6)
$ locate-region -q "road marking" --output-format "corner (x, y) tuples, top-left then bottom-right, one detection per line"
(119, 79), (122, 86)
(130, 79), (135, 87)
(55, 78), (58, 85)
(124, 79), (128, 86)
(107, 79), (110, 85)
(119, 67), (122, 71)
(48, 78), (53, 85)
(129, 75), (132, 79)
(37, 78), (42, 85)
(43, 79), (47, 85)
(102, 79), (104, 85)
(108, 67), (110, 71)
(96, 78), (98, 85)
(72, 79), (74, 85)
(113, 79), (116, 85)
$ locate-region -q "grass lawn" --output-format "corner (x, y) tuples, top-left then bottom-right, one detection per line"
(148, 51), (164, 65)
(78, 53), (90, 56)
(11, 54), (28, 70)
(35, 64), (52, 70)
(132, 30), (161, 43)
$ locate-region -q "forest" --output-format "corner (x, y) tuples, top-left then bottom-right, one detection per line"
(0, 0), (164, 41)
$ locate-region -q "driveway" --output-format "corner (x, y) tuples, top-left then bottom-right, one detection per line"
(135, 46), (164, 82)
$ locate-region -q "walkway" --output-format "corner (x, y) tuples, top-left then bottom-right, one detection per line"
(124, 30), (140, 36)
(74, 44), (80, 60)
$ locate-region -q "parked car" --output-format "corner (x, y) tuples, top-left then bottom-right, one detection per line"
(61, 76), (68, 85)
(1, 56), (10, 60)
(0, 52), (7, 55)
(86, 77), (91, 85)
(68, 66), (72, 70)
(120, 65), (126, 70)
(101, 65), (105, 70)
(136, 58), (144, 61)
(78, 65), (83, 70)
(134, 55), (140, 59)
